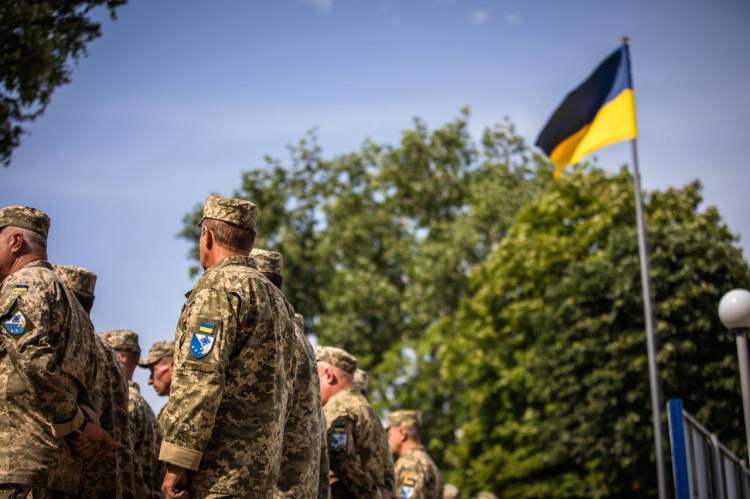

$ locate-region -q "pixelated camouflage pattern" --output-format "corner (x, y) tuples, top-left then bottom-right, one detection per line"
(394, 445), (443, 499)
(0, 261), (101, 494)
(251, 248), (283, 276)
(318, 412), (331, 499)
(138, 340), (174, 367)
(386, 410), (421, 431)
(51, 265), (97, 296)
(0, 206), (50, 239)
(316, 346), (358, 376)
(324, 389), (395, 499)
(275, 322), (323, 498)
(0, 485), (77, 498)
(81, 337), (146, 498)
(353, 369), (369, 396)
(200, 195), (258, 230)
(128, 381), (163, 498)
(160, 256), (298, 497)
(100, 329), (142, 355)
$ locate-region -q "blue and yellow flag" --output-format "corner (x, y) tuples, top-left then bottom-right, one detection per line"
(536, 44), (638, 178)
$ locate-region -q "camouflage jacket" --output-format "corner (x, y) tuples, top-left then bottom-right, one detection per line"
(129, 381), (164, 498)
(319, 412), (331, 499)
(159, 256), (298, 498)
(275, 326), (323, 498)
(81, 337), (145, 498)
(324, 389), (395, 499)
(0, 261), (100, 493)
(394, 445), (444, 499)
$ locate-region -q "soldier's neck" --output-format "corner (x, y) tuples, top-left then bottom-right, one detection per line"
(9, 253), (45, 277)
(399, 439), (421, 457)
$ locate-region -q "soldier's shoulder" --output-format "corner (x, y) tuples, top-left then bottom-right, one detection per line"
(2, 263), (57, 295)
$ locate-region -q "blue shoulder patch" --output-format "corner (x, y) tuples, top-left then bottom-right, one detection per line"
(190, 332), (216, 359)
(3, 311), (27, 336)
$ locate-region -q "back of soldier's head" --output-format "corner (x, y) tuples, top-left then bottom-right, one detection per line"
(251, 248), (283, 289)
(199, 195), (258, 253)
(53, 264), (97, 314)
(0, 206), (50, 275)
(354, 368), (369, 396)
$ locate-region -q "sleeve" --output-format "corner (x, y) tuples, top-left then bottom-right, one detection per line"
(158, 287), (239, 470)
(327, 414), (379, 499)
(394, 459), (425, 499)
(0, 285), (83, 437)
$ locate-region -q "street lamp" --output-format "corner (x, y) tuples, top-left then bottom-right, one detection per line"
(718, 288), (750, 463)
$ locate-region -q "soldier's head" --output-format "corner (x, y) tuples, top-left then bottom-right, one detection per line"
(139, 340), (174, 396)
(316, 346), (358, 406)
(443, 484), (460, 499)
(386, 410), (423, 458)
(0, 206), (50, 281)
(53, 264), (97, 315)
(99, 329), (141, 380)
(353, 368), (369, 397)
(251, 248), (283, 289)
(198, 195), (258, 270)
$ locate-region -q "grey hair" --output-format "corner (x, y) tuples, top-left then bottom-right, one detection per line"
(1, 226), (47, 254)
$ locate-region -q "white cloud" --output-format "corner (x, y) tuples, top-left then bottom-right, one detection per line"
(505, 12), (522, 26)
(303, 0), (332, 13)
(470, 10), (488, 25)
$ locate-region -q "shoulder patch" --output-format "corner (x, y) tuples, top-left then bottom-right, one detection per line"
(3, 310), (28, 337)
(198, 319), (216, 334)
(190, 332), (216, 359)
(13, 284), (29, 293)
(404, 475), (417, 487)
(329, 423), (348, 452)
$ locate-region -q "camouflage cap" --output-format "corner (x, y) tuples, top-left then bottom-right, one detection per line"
(138, 340), (175, 367)
(294, 313), (304, 331)
(353, 368), (369, 393)
(53, 264), (97, 295)
(316, 346), (358, 375)
(251, 248), (283, 275)
(386, 410), (422, 430)
(99, 329), (141, 355)
(0, 206), (51, 240)
(200, 195), (258, 230)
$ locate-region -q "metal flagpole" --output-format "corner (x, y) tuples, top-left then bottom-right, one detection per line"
(623, 37), (667, 499)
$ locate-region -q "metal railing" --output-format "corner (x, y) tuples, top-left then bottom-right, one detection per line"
(668, 398), (750, 498)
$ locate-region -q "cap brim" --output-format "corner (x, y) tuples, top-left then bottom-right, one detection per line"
(138, 356), (160, 367)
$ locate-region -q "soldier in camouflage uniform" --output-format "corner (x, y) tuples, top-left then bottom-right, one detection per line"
(252, 248), (326, 498)
(0, 207), (114, 497)
(318, 346), (395, 499)
(353, 369), (369, 397)
(100, 329), (164, 498)
(159, 195), (298, 498)
(139, 341), (174, 426)
(386, 411), (443, 499)
(54, 265), (144, 498)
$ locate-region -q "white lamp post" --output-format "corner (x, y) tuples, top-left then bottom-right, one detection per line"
(718, 288), (750, 463)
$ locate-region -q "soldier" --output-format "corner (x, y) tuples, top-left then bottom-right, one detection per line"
(0, 206), (114, 497)
(54, 265), (143, 498)
(387, 411), (444, 499)
(317, 346), (395, 499)
(139, 341), (174, 425)
(443, 484), (460, 499)
(159, 195), (298, 498)
(353, 369), (369, 397)
(251, 248), (325, 498)
(100, 329), (164, 498)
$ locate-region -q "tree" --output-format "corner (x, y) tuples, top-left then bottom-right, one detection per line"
(437, 166), (749, 497)
(0, 0), (126, 166)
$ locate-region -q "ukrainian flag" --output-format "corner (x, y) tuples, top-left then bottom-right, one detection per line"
(536, 44), (638, 178)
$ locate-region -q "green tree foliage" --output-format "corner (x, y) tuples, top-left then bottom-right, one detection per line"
(178, 111), (553, 440)
(0, 0), (126, 166)
(438, 166), (749, 497)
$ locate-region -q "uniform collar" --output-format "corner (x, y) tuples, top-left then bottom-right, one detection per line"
(23, 260), (52, 271)
(129, 380), (140, 392)
(206, 255), (256, 273)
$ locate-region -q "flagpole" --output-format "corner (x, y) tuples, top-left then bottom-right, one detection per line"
(624, 36), (667, 499)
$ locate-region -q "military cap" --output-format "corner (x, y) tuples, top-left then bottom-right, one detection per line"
(316, 346), (358, 375)
(99, 329), (141, 355)
(138, 340), (175, 367)
(386, 410), (422, 430)
(251, 248), (283, 276)
(53, 264), (97, 295)
(200, 195), (258, 231)
(353, 368), (369, 393)
(0, 206), (50, 240)
(294, 313), (304, 331)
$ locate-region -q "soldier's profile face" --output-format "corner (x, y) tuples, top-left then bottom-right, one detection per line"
(149, 357), (173, 396)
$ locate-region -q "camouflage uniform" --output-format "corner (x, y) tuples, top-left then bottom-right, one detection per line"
(100, 330), (164, 498)
(53, 265), (143, 498)
(387, 411), (443, 499)
(252, 250), (324, 499)
(159, 196), (298, 498)
(353, 369), (369, 397)
(318, 347), (395, 499)
(0, 207), (100, 495)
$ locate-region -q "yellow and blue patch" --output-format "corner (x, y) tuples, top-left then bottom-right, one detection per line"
(330, 424), (348, 452)
(3, 310), (27, 336)
(400, 475), (416, 499)
(13, 284), (29, 293)
(190, 332), (216, 359)
(199, 322), (215, 334)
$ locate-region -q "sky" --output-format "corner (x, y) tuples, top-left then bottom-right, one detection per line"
(4, 0), (749, 412)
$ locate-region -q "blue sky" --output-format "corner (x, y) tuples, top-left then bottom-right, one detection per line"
(4, 0), (749, 411)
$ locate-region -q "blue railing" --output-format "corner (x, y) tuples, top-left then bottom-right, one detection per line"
(668, 398), (750, 498)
